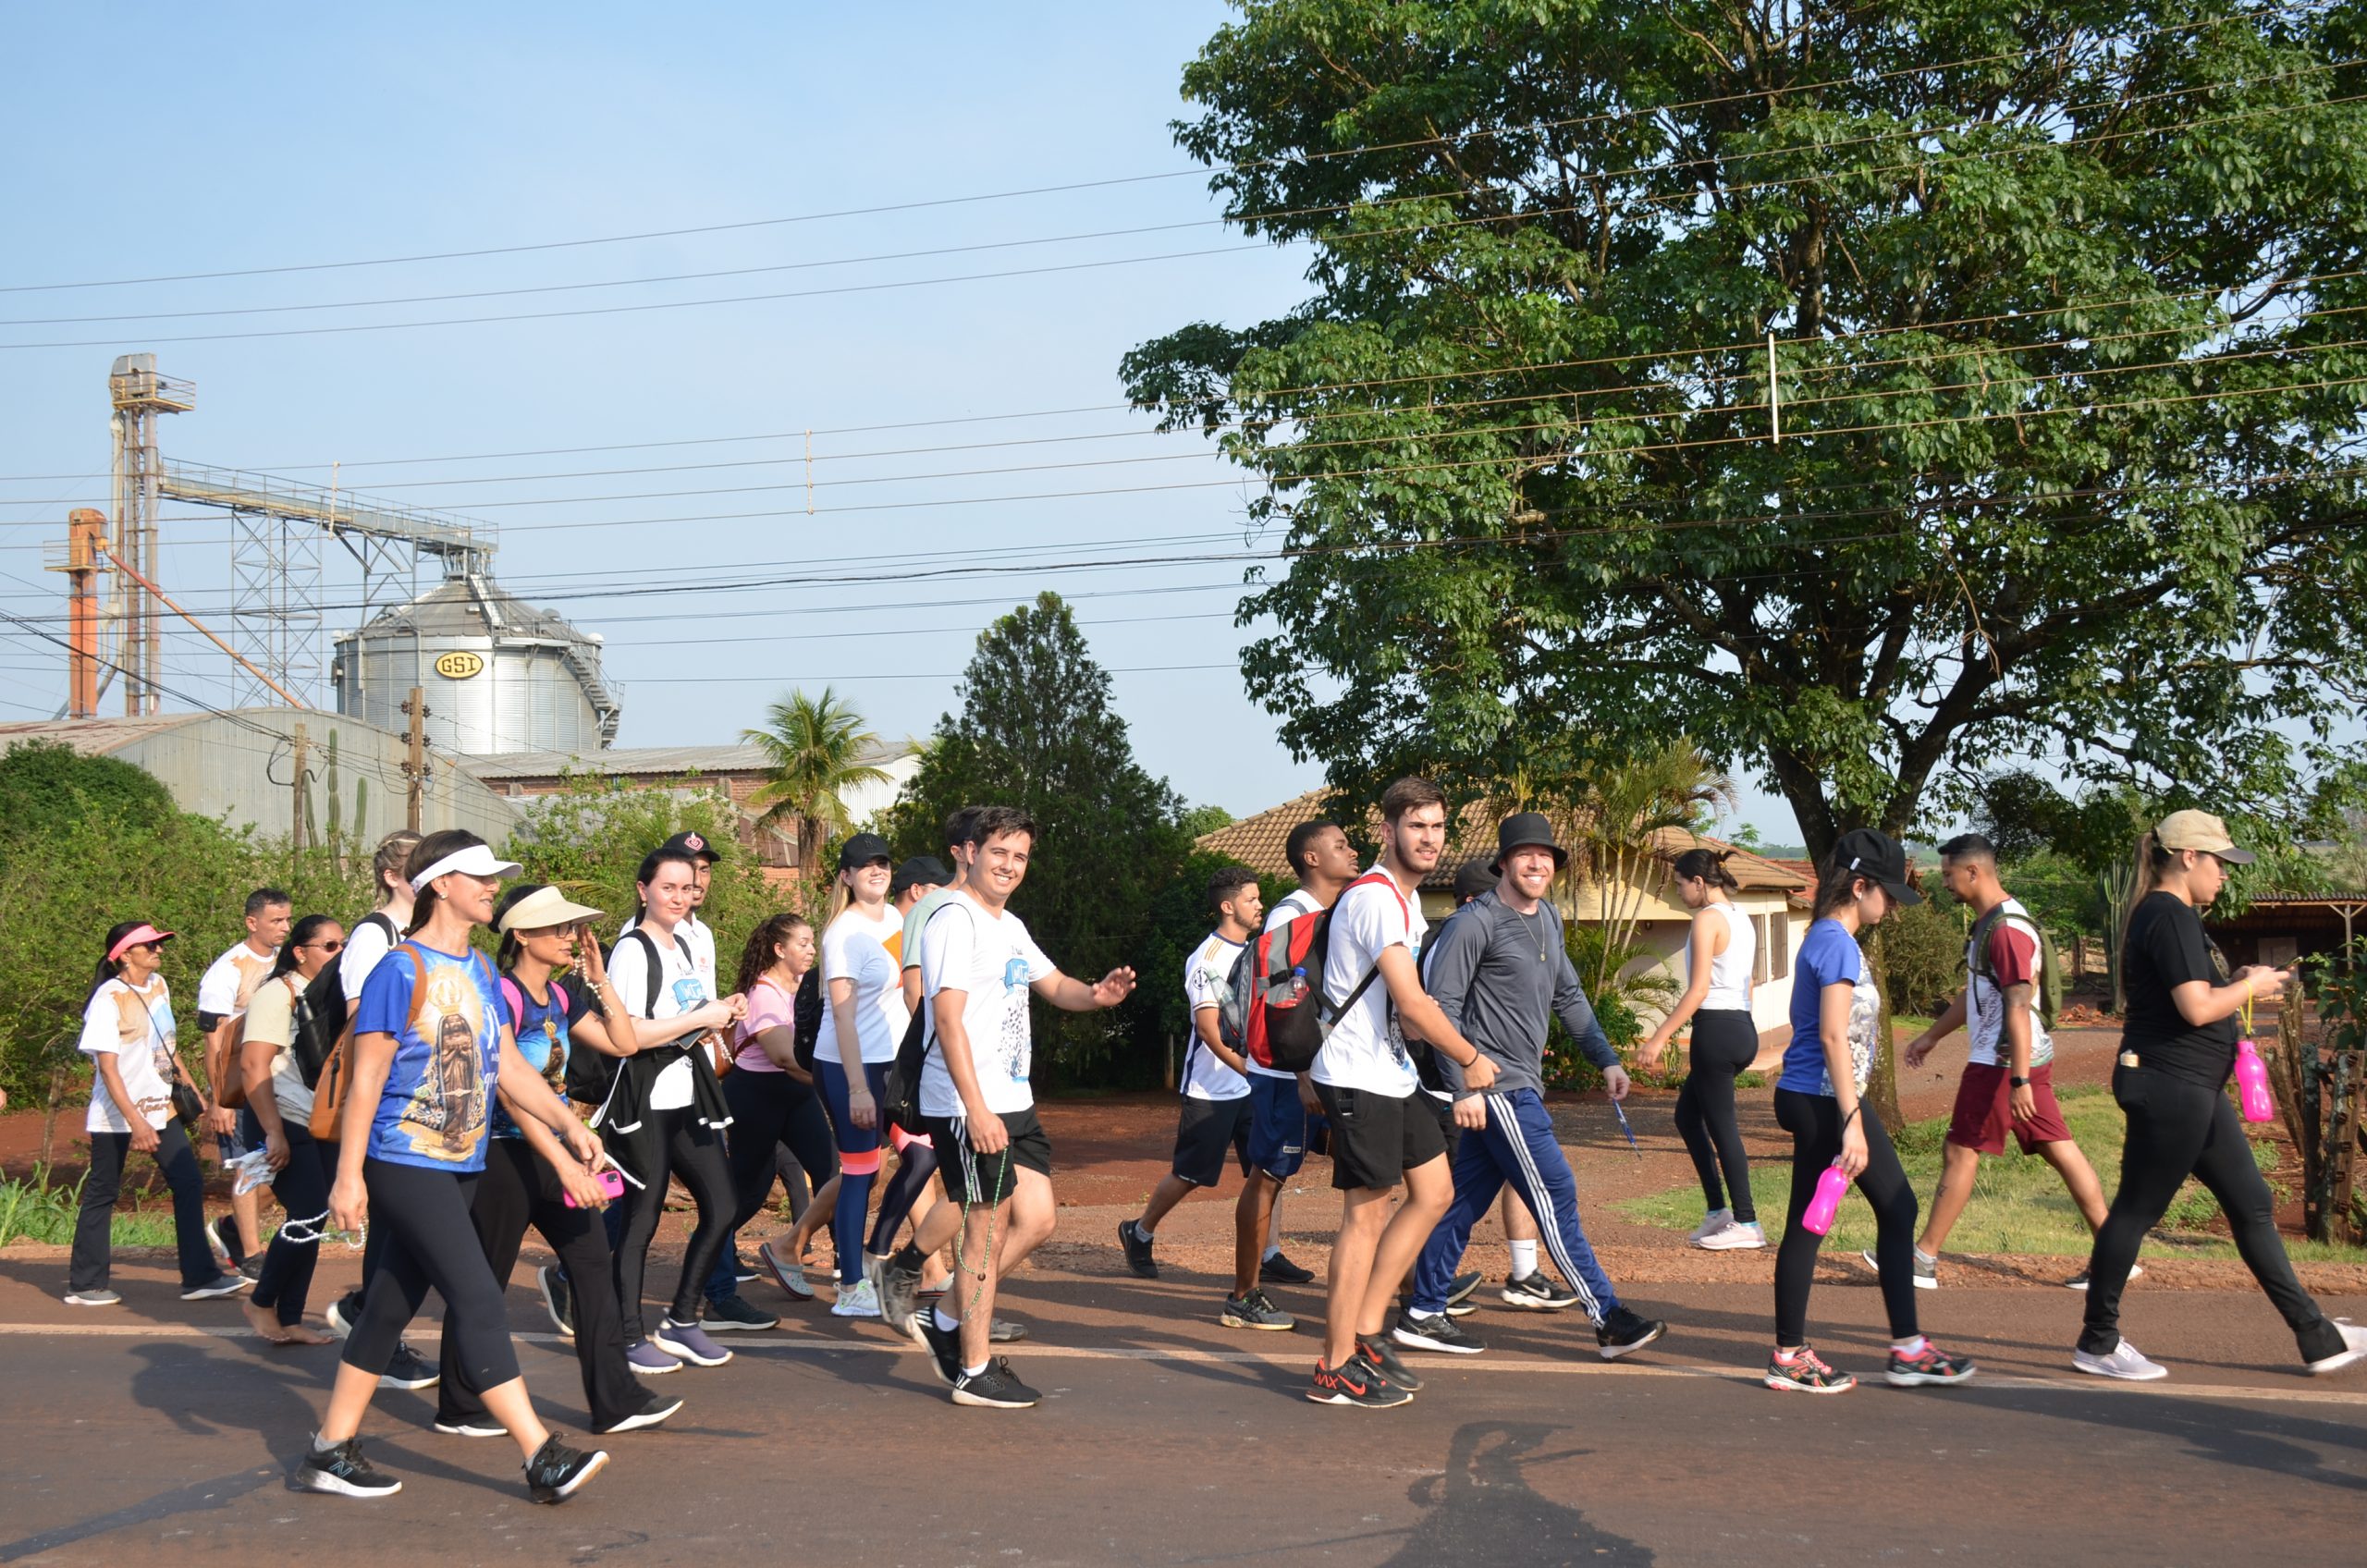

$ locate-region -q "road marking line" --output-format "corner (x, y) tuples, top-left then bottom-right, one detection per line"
(4, 1321), (2364, 1406)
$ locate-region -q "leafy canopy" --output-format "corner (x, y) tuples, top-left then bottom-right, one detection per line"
(1125, 0), (2367, 861)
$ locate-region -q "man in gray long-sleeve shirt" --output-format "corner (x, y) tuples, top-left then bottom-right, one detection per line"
(1395, 814), (1669, 1362)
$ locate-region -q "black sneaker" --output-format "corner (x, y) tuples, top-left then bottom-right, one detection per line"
(1117, 1219), (1158, 1279)
(595, 1392), (684, 1435)
(1259, 1250), (1316, 1286)
(537, 1266), (573, 1338)
(379, 1342), (440, 1390)
(1358, 1335), (1423, 1393)
(950, 1357), (1040, 1409)
(1220, 1288), (1296, 1331)
(1307, 1357), (1411, 1407)
(699, 1292), (779, 1332)
(1502, 1271), (1580, 1310)
(1596, 1306), (1668, 1361)
(523, 1435), (608, 1503)
(1393, 1309), (1485, 1355)
(915, 1313), (964, 1387)
(297, 1435), (401, 1498)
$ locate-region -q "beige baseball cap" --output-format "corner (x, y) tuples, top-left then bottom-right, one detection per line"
(2154, 810), (2255, 864)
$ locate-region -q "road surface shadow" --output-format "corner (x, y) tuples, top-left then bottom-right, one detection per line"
(1380, 1421), (1651, 1565)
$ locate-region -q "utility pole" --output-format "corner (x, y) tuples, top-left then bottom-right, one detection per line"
(402, 687), (428, 832)
(291, 720), (309, 853)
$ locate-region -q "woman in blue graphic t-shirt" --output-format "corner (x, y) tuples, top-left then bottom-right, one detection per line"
(1765, 829), (1974, 1397)
(297, 830), (613, 1506)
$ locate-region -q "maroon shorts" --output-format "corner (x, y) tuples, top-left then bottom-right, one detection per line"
(1947, 1061), (2071, 1155)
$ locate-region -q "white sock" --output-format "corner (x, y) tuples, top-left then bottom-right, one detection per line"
(1508, 1240), (1538, 1278)
(934, 1305), (961, 1334)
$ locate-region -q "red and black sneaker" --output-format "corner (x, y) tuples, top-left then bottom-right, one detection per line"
(1307, 1357), (1411, 1408)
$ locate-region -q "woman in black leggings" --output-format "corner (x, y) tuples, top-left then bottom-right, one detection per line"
(1640, 848), (1762, 1250)
(595, 844), (746, 1374)
(1765, 829), (1974, 1395)
(235, 913), (346, 1343)
(2074, 811), (2366, 1380)
(299, 829), (608, 1504)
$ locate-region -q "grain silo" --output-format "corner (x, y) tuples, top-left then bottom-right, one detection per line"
(330, 572), (622, 755)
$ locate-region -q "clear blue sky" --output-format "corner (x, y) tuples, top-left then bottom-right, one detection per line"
(0, 3), (1797, 840)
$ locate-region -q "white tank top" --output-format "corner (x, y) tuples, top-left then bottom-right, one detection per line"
(1686, 901), (1753, 1011)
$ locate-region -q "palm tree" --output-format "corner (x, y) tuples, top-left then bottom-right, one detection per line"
(742, 688), (893, 882)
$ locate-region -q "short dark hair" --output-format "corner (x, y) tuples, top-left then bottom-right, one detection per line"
(245, 887), (291, 918)
(1938, 832), (1997, 866)
(1380, 776), (1446, 825)
(963, 804), (1038, 850)
(1206, 864), (1259, 917)
(1284, 818), (1339, 876)
(942, 804), (984, 852)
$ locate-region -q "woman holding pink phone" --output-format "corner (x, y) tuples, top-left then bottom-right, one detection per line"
(429, 883), (681, 1441)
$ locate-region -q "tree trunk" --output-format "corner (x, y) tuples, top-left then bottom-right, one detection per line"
(1862, 926), (1903, 1129)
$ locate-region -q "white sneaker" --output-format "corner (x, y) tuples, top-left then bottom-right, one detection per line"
(2305, 1318), (2367, 1376)
(1696, 1220), (1767, 1251)
(1686, 1209), (1733, 1243)
(830, 1279), (882, 1319)
(2073, 1339), (2168, 1380)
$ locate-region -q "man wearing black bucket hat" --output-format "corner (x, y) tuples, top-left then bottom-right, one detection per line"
(1400, 813), (1668, 1362)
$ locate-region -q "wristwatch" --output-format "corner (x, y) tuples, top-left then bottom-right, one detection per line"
(2009, 1074), (2030, 1087)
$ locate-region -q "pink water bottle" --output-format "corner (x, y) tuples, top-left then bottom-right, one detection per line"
(1801, 1161), (1850, 1236)
(2234, 1038), (2275, 1124)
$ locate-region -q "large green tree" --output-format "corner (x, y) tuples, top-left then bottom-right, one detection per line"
(1124, 0), (2367, 864)
(887, 593), (1192, 1080)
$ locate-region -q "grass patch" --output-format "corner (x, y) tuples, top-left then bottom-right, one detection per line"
(0, 1165), (182, 1248)
(1618, 1084), (2360, 1262)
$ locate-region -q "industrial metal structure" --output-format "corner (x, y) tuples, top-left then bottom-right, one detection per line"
(65, 351), (623, 754)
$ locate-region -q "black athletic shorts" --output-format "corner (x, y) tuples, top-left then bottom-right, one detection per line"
(1313, 1082), (1447, 1191)
(925, 1105), (1052, 1207)
(1171, 1094), (1253, 1188)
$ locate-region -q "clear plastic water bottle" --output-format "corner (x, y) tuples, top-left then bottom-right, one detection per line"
(2234, 1038), (2275, 1124)
(1801, 1160), (1850, 1236)
(1285, 965), (1310, 1005)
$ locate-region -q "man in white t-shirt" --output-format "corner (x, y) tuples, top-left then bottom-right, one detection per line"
(1900, 833), (2113, 1289)
(1306, 778), (1496, 1409)
(894, 804), (1136, 1411)
(196, 886), (290, 1271)
(1116, 866), (1298, 1329)
(1244, 818), (1361, 1293)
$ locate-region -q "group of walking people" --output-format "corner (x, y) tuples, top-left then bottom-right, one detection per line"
(59, 788), (2367, 1500)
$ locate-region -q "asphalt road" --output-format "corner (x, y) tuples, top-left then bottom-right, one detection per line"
(2, 1250), (2362, 1567)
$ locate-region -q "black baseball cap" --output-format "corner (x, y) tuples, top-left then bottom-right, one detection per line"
(838, 831), (893, 872)
(890, 855), (950, 898)
(1831, 827), (1923, 906)
(657, 829), (721, 864)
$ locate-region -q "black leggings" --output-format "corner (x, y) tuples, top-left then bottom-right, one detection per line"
(438, 1138), (644, 1430)
(2079, 1067), (2336, 1360)
(341, 1158), (519, 1391)
(69, 1119), (214, 1292)
(869, 1141), (938, 1256)
(240, 1109), (328, 1325)
(1773, 1088), (1919, 1347)
(1674, 1009), (1758, 1222)
(608, 1107), (736, 1341)
(722, 1068), (838, 1233)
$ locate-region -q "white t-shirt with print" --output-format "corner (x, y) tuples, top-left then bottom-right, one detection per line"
(608, 925), (711, 1111)
(918, 896), (1053, 1119)
(1181, 930), (1250, 1101)
(198, 940), (276, 1020)
(1310, 868), (1425, 1097)
(1247, 888), (1326, 1081)
(80, 975), (178, 1133)
(820, 904), (910, 1066)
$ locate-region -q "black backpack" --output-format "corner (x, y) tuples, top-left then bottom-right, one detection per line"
(297, 912), (395, 1085)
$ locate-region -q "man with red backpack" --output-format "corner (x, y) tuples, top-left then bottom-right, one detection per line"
(1302, 778), (1498, 1407)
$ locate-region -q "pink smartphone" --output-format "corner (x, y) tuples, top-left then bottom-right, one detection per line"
(565, 1168), (626, 1208)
